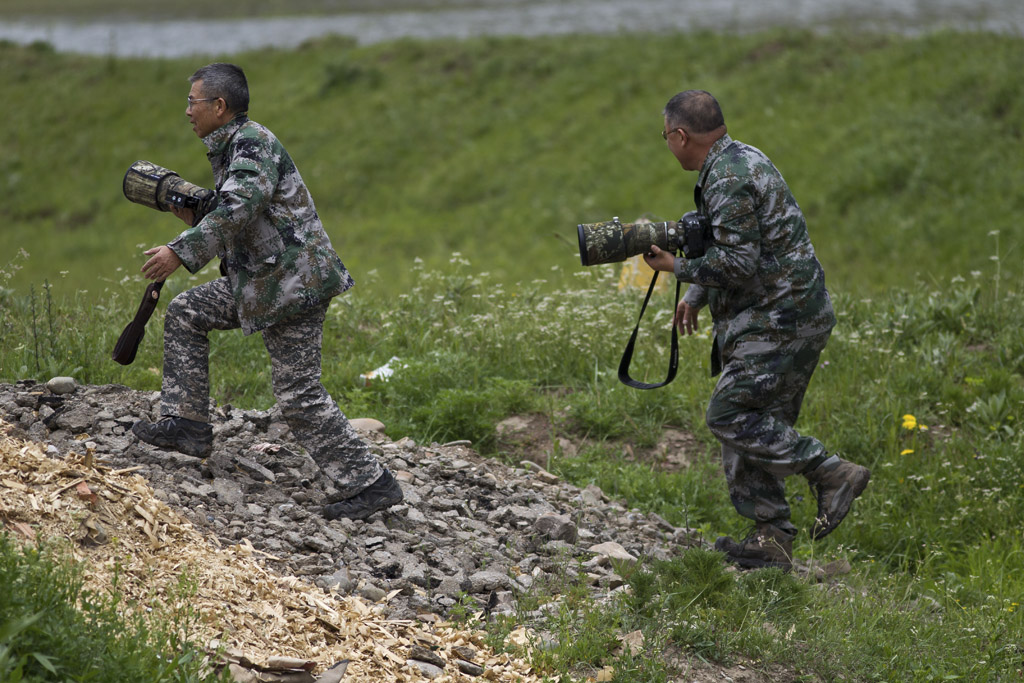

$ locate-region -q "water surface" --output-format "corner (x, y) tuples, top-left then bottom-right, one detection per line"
(0, 0), (1021, 58)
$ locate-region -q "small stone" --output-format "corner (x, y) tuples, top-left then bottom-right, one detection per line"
(350, 418), (386, 433)
(235, 455), (276, 483)
(581, 484), (606, 506)
(46, 377), (77, 395)
(534, 513), (578, 544)
(304, 535), (333, 553)
(212, 479), (244, 507)
(394, 470), (416, 484)
(406, 660), (443, 679)
(464, 569), (512, 593)
(603, 574), (626, 589)
(436, 575), (464, 598)
(588, 541), (637, 564)
(519, 460), (559, 484)
(408, 645), (446, 669)
(324, 567), (353, 593)
(452, 645), (478, 662)
(356, 582), (387, 602)
(456, 659), (485, 676)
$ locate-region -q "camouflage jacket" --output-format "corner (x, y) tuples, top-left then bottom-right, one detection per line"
(168, 116), (353, 334)
(677, 134), (835, 371)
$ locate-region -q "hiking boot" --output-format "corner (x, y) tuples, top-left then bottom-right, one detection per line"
(715, 522), (795, 571)
(806, 455), (871, 540)
(132, 416), (213, 458)
(323, 470), (404, 521)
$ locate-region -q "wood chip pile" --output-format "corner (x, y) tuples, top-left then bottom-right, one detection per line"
(0, 421), (548, 682)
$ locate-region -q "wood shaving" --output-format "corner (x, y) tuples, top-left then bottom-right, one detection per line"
(0, 421), (546, 682)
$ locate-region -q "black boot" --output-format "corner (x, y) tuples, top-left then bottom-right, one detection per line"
(132, 416), (213, 458)
(323, 470), (404, 521)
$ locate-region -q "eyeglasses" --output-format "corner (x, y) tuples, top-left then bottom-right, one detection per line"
(186, 96), (219, 108)
(662, 127), (684, 141)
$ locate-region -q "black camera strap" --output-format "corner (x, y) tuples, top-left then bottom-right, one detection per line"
(618, 270), (681, 390)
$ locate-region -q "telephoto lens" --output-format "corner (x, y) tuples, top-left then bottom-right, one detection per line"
(123, 160), (217, 225)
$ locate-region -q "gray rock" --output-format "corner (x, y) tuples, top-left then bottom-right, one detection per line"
(406, 660), (443, 679)
(580, 484), (607, 506)
(408, 645), (446, 669)
(436, 574), (465, 598)
(588, 541), (638, 564)
(324, 567), (353, 593)
(464, 569), (512, 593)
(356, 582), (387, 602)
(534, 513), (578, 544)
(53, 405), (94, 433)
(212, 479), (245, 507)
(456, 659), (485, 676)
(235, 455), (276, 483)
(46, 376), (77, 394)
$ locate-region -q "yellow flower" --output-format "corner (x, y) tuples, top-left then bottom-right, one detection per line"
(900, 449), (914, 456)
(901, 414), (917, 430)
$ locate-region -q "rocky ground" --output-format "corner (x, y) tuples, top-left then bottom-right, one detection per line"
(0, 378), (702, 630)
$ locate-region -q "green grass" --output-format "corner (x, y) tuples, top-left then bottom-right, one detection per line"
(2, 30), (1022, 304)
(0, 535), (226, 682)
(2, 29), (1024, 681)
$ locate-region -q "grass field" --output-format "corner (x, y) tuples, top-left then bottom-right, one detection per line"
(2, 29), (1022, 303)
(2, 27), (1024, 682)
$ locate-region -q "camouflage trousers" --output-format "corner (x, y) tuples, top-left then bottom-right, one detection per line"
(705, 332), (831, 534)
(160, 277), (382, 499)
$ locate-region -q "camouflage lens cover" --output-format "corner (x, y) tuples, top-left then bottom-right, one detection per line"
(577, 218), (679, 266)
(123, 160), (217, 221)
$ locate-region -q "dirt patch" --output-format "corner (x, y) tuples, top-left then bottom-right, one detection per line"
(495, 413), (707, 473)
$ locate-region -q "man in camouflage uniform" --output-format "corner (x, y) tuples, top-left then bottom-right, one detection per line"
(644, 90), (869, 570)
(133, 63), (402, 521)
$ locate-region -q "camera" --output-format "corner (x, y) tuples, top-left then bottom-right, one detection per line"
(123, 160), (217, 226)
(577, 211), (712, 266)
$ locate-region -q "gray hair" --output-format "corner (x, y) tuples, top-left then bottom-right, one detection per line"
(663, 90), (725, 134)
(190, 63), (249, 115)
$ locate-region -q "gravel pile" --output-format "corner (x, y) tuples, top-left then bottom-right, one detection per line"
(0, 378), (700, 623)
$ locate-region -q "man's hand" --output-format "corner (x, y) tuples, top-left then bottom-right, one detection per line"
(676, 300), (700, 336)
(643, 244), (676, 273)
(170, 205), (196, 226)
(141, 246), (182, 282)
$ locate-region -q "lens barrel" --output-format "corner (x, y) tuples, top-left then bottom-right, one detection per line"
(577, 218), (679, 266)
(123, 160), (217, 223)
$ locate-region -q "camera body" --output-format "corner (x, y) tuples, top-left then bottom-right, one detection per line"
(123, 160), (218, 226)
(677, 211), (712, 260)
(577, 211), (712, 266)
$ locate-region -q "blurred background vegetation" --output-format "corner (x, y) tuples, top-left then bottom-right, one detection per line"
(1, 29), (1021, 304)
